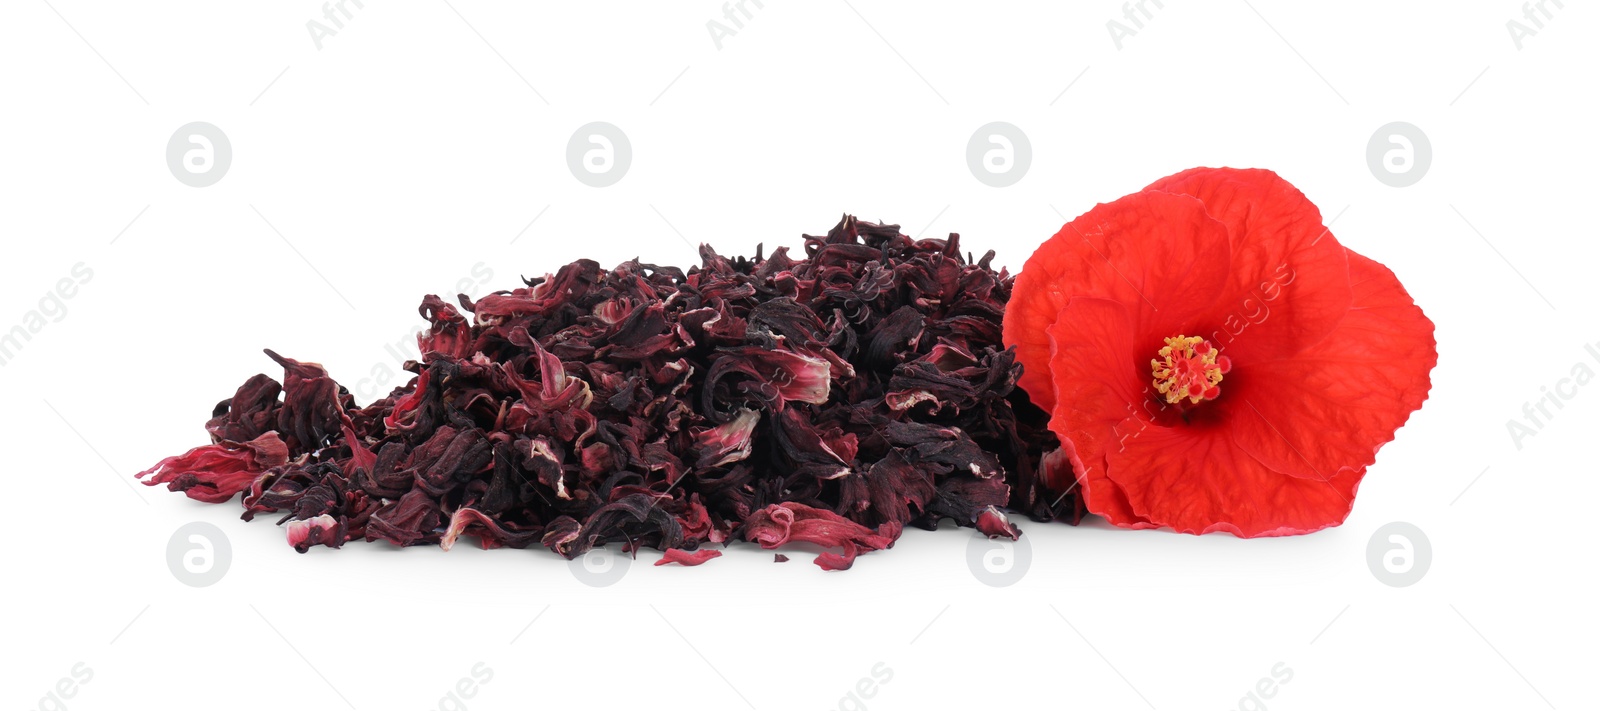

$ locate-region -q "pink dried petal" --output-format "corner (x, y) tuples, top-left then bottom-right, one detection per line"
(286, 514), (346, 553)
(418, 295), (474, 360)
(742, 502), (897, 570)
(136, 432), (289, 504)
(975, 506), (1021, 540)
(440, 508), (540, 551)
(382, 368), (433, 433)
(692, 407), (760, 467)
(655, 548), (722, 566)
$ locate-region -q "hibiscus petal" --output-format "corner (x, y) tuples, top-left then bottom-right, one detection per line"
(974, 506), (1022, 540)
(286, 514), (347, 553)
(655, 548), (723, 566)
(439, 507), (542, 551)
(742, 502), (897, 570)
(1143, 168), (1352, 367)
(1006, 191), (1232, 412)
(1044, 297), (1162, 529)
(136, 432), (289, 504)
(1104, 424), (1363, 536)
(205, 374), (282, 443)
(692, 407), (761, 468)
(1225, 249), (1436, 482)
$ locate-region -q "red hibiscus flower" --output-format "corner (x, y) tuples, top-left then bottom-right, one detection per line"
(1004, 168), (1435, 537)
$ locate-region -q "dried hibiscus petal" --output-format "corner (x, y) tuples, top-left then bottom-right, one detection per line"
(137, 432), (288, 504)
(286, 514), (346, 553)
(656, 548), (722, 566)
(205, 374), (281, 443)
(742, 502), (896, 571)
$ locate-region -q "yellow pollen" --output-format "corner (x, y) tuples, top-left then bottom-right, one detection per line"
(1150, 335), (1231, 405)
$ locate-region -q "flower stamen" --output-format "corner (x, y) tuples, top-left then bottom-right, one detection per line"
(1151, 335), (1231, 405)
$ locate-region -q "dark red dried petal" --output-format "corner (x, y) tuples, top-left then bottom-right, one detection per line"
(206, 374), (282, 443)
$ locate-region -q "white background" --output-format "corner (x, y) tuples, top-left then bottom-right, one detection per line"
(2, 2), (1594, 709)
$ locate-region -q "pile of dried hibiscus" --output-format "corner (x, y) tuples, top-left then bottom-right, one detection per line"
(138, 215), (1076, 570)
